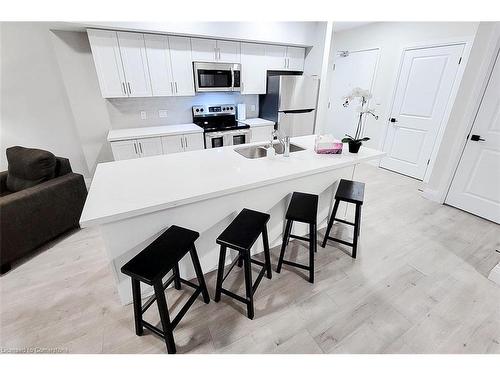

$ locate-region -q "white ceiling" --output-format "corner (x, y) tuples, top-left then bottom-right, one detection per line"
(333, 22), (374, 32)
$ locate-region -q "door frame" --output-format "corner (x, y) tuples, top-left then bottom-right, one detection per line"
(444, 38), (500, 205)
(380, 36), (474, 182)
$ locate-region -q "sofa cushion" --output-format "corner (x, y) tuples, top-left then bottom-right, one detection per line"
(6, 146), (57, 192)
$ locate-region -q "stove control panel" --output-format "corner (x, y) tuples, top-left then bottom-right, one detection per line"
(193, 104), (236, 117)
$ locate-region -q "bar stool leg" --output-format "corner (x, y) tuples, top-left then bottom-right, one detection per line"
(131, 279), (143, 336)
(276, 219), (293, 273)
(153, 282), (176, 354)
(261, 225), (272, 279)
(322, 199), (340, 248)
(309, 223), (316, 283)
(243, 251), (254, 319)
(172, 264), (181, 290)
(352, 204), (361, 259)
(214, 245), (227, 302)
(189, 246), (210, 304)
(237, 253), (243, 268)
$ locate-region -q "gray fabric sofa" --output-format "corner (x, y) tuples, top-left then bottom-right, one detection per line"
(0, 146), (87, 274)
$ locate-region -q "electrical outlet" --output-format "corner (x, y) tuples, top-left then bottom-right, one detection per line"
(250, 105), (256, 112)
(158, 110), (168, 118)
(140, 111), (147, 120)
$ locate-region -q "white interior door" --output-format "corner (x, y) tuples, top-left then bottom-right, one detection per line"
(326, 49), (379, 143)
(446, 48), (500, 223)
(117, 32), (152, 97)
(380, 44), (464, 180)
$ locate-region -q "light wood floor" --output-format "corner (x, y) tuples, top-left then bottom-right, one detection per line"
(1, 164), (499, 354)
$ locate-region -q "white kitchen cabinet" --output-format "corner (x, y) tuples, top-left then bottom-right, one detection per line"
(144, 35), (195, 97)
(87, 29), (128, 98)
(263, 45), (305, 71)
(265, 45), (287, 70)
(111, 140), (141, 160)
(169, 36), (195, 96)
(161, 134), (185, 154)
(137, 137), (164, 157)
(144, 34), (174, 96)
(191, 38), (240, 63)
(162, 133), (204, 154)
(111, 137), (163, 160)
(183, 133), (204, 152)
(217, 40), (240, 63)
(116, 32), (152, 97)
(191, 38), (218, 62)
(250, 125), (274, 143)
(240, 43), (267, 95)
(286, 46), (305, 71)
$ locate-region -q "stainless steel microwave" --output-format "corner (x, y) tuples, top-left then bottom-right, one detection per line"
(193, 62), (241, 92)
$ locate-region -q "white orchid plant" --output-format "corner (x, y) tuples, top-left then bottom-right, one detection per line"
(341, 87), (379, 144)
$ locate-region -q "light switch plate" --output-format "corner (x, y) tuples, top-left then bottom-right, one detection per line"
(158, 110), (168, 118)
(140, 111), (147, 120)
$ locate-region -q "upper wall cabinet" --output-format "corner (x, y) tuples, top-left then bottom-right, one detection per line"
(144, 34), (195, 97)
(87, 29), (152, 98)
(191, 38), (240, 63)
(87, 29), (128, 98)
(240, 43), (267, 95)
(116, 32), (153, 97)
(264, 44), (305, 71)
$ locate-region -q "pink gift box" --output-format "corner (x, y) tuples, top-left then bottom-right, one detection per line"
(314, 137), (343, 154)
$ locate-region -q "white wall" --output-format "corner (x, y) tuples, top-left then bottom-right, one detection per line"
(323, 22), (479, 150)
(0, 23), (90, 177)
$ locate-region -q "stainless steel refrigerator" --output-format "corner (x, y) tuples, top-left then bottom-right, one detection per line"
(259, 75), (320, 137)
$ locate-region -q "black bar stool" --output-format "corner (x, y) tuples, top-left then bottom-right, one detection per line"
(214, 208), (272, 320)
(276, 192), (318, 283)
(321, 179), (365, 258)
(121, 225), (210, 354)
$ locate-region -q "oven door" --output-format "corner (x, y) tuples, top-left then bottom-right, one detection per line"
(228, 130), (250, 146)
(205, 132), (226, 148)
(194, 62), (240, 92)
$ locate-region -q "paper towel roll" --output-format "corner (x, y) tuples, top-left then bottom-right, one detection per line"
(237, 104), (246, 121)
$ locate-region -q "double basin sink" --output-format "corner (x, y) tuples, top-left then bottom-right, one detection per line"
(235, 142), (306, 159)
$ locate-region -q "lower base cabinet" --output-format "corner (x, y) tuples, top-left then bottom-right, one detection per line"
(110, 133), (204, 161)
(250, 125), (274, 143)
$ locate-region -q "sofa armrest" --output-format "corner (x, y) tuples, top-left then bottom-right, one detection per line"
(0, 172), (88, 265)
(0, 171), (7, 194)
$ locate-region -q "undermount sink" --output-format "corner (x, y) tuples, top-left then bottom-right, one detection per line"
(235, 142), (306, 159)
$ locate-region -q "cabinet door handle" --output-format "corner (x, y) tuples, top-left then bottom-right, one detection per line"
(214, 47), (217, 60)
(122, 82), (127, 95)
(134, 142), (138, 154)
(218, 48), (221, 60)
(175, 82), (178, 94)
(180, 137), (184, 149)
(139, 142), (143, 154)
(127, 82), (132, 95)
(184, 136), (188, 149)
(170, 82), (174, 94)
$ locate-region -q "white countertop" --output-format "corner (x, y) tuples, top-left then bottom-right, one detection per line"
(107, 123), (203, 142)
(238, 118), (275, 127)
(80, 135), (384, 227)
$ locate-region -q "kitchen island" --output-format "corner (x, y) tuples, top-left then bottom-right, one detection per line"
(80, 135), (384, 304)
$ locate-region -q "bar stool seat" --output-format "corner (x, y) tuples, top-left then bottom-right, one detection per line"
(121, 225), (210, 354)
(321, 179), (365, 258)
(214, 208), (272, 320)
(276, 192), (318, 283)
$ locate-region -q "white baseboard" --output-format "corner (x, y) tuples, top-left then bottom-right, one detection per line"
(421, 188), (444, 203)
(488, 263), (500, 286)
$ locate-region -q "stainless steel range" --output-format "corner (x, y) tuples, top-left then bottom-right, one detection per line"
(192, 104), (251, 149)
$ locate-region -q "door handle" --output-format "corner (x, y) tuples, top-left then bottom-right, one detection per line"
(389, 117), (398, 123)
(127, 82), (132, 95)
(138, 142), (143, 154)
(134, 143), (138, 154)
(470, 134), (486, 142)
(170, 82), (174, 94)
(185, 136), (188, 149)
(122, 82), (127, 95)
(180, 137), (184, 149)
(175, 82), (178, 94)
